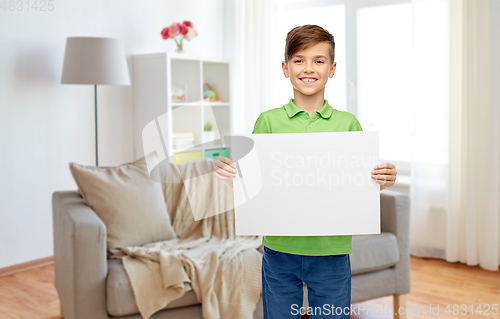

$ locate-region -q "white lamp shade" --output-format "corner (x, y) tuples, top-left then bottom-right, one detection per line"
(61, 37), (131, 85)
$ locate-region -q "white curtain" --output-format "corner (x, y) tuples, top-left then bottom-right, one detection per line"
(233, 0), (281, 134)
(410, 0), (500, 271)
(409, 0), (450, 260)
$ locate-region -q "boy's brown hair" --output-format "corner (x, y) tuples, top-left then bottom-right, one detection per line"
(284, 24), (335, 64)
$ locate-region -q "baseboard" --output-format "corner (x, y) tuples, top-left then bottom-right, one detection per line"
(0, 256), (54, 277)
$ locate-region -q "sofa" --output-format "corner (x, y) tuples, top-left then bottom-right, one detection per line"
(53, 185), (410, 319)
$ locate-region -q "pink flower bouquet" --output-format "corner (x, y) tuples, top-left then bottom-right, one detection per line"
(161, 21), (198, 53)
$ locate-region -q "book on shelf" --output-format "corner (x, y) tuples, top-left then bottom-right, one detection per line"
(173, 140), (195, 146)
(173, 144), (195, 150)
(173, 137), (195, 143)
(173, 131), (194, 138)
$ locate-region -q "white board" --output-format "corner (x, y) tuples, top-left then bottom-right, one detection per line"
(232, 131), (380, 236)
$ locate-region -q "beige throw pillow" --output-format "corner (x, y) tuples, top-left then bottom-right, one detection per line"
(69, 151), (177, 251)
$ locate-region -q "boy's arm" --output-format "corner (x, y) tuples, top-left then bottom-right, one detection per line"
(252, 113), (271, 134)
(349, 116), (363, 132)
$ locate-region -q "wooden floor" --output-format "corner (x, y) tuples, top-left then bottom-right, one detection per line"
(0, 256), (498, 319)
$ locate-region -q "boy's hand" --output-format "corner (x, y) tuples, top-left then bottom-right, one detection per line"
(214, 156), (237, 180)
(371, 163), (397, 191)
(214, 156), (237, 189)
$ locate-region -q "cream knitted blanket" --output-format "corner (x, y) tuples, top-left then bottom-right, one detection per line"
(109, 159), (263, 319)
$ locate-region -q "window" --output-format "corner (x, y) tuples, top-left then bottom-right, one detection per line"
(278, 0), (431, 176)
(358, 3), (413, 163)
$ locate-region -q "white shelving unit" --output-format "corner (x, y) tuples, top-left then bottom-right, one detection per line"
(132, 52), (232, 163)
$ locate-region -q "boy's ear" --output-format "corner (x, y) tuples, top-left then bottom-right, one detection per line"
(282, 61), (289, 78)
(329, 61), (337, 77)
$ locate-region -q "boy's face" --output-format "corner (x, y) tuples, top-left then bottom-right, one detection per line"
(282, 41), (336, 98)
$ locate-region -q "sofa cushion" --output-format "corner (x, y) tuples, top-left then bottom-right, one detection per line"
(350, 232), (399, 275)
(69, 151), (177, 251)
(107, 258), (201, 317)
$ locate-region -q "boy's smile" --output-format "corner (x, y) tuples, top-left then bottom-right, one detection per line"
(282, 41), (336, 101)
(299, 77), (318, 84)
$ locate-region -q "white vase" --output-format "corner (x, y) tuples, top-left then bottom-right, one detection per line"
(204, 131), (215, 142)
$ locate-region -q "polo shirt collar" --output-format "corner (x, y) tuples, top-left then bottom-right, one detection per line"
(284, 98), (333, 119)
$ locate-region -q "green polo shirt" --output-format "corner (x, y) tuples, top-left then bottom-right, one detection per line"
(252, 98), (363, 256)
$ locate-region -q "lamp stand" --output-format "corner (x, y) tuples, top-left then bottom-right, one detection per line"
(94, 84), (98, 167)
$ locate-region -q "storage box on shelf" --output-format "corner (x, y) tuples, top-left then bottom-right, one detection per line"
(132, 52), (232, 164)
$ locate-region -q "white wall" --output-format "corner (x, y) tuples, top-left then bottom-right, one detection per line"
(0, 0), (225, 268)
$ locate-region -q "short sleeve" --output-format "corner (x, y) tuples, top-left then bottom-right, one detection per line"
(252, 113), (270, 134)
(349, 116), (363, 132)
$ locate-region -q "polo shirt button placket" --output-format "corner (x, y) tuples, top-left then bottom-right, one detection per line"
(303, 114), (309, 131)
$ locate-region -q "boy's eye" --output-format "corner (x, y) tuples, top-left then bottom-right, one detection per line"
(294, 60), (324, 63)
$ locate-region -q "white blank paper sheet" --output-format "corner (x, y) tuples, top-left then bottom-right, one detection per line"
(233, 131), (380, 236)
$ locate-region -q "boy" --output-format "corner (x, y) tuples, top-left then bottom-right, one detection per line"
(214, 24), (397, 318)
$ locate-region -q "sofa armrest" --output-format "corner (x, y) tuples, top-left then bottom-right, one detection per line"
(257, 243), (264, 254)
(52, 191), (108, 319)
(380, 189), (411, 295)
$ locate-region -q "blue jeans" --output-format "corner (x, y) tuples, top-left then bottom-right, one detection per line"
(262, 246), (351, 318)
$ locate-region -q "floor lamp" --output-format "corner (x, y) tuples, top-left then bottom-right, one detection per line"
(61, 37), (131, 166)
